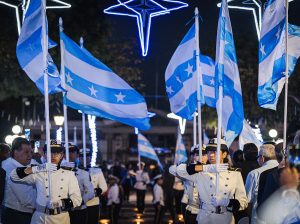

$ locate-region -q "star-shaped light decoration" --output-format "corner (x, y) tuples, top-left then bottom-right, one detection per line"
(216, 0), (294, 39)
(0, 0), (71, 35)
(104, 0), (188, 56)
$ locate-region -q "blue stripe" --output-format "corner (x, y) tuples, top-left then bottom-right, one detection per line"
(203, 74), (215, 87)
(224, 31), (238, 64)
(61, 32), (112, 72)
(259, 20), (285, 63)
(174, 91), (197, 120)
(65, 68), (145, 105)
(289, 24), (300, 37)
(180, 23), (195, 45)
(35, 74), (63, 94)
(200, 55), (214, 66)
(139, 151), (161, 166)
(205, 96), (216, 108)
(64, 98), (150, 130)
(25, 0), (42, 18)
(166, 55), (196, 98)
(176, 149), (187, 156)
(138, 139), (154, 150)
(17, 27), (42, 68)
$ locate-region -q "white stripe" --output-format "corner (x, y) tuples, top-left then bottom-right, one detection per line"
(203, 85), (215, 98)
(224, 60), (242, 94)
(288, 34), (300, 57)
(260, 0), (285, 38)
(201, 63), (214, 76)
(66, 86), (148, 119)
(139, 145), (156, 155)
(258, 33), (285, 86)
(17, 7), (43, 46)
(23, 52), (43, 82)
(169, 74), (197, 113)
(219, 95), (233, 130)
(65, 50), (132, 90)
(165, 38), (195, 80)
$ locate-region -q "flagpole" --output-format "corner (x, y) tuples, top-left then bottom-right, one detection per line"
(283, 0), (289, 151)
(193, 112), (197, 146)
(195, 7), (203, 162)
(79, 37), (87, 168)
(135, 128), (141, 170)
(59, 17), (69, 162)
(42, 0), (52, 201)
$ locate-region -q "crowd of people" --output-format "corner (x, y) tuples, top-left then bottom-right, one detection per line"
(0, 136), (299, 224)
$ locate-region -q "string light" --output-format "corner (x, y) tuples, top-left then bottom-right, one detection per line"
(88, 115), (98, 167)
(167, 113), (186, 134)
(0, 0), (71, 35)
(216, 0), (294, 39)
(56, 127), (62, 142)
(104, 0), (188, 56)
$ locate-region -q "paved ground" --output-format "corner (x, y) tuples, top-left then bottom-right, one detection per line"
(99, 192), (184, 224)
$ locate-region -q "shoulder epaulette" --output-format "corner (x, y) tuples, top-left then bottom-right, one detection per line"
(228, 167), (241, 172)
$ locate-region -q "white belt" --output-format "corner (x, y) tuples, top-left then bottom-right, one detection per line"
(199, 201), (227, 214)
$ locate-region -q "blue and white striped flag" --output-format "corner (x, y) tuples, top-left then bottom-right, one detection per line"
(215, 0), (244, 147)
(258, 0), (300, 110)
(138, 134), (162, 169)
(165, 24), (216, 120)
(60, 32), (150, 130)
(16, 0), (62, 94)
(174, 129), (188, 165)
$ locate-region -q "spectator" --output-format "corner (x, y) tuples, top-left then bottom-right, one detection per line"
(233, 149), (244, 168)
(245, 143), (279, 224)
(240, 143), (259, 182)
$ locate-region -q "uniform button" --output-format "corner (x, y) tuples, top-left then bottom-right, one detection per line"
(58, 195), (61, 198)
(226, 178), (229, 180)
(62, 171), (64, 173)
(211, 211), (214, 213)
(45, 179), (48, 181)
(225, 184), (228, 187)
(46, 187), (48, 189)
(211, 194), (213, 197)
(60, 187), (63, 189)
(61, 179), (64, 181)
(210, 177), (213, 180)
(210, 185), (212, 188)
(224, 193), (227, 195)
(46, 196), (49, 198)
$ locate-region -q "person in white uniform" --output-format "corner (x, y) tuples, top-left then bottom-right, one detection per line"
(10, 140), (82, 224)
(1, 137), (36, 224)
(177, 138), (248, 224)
(107, 175), (121, 224)
(79, 148), (108, 224)
(64, 144), (94, 224)
(133, 162), (150, 213)
(153, 174), (164, 224)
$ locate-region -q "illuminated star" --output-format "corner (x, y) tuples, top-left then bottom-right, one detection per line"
(104, 0), (188, 56)
(185, 63), (193, 77)
(66, 72), (73, 85)
(166, 86), (174, 94)
(260, 44), (266, 56)
(115, 92), (126, 102)
(0, 0), (71, 35)
(88, 85), (98, 97)
(217, 0), (295, 40)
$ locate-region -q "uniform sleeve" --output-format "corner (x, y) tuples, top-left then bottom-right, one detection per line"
(176, 164), (197, 183)
(153, 186), (160, 204)
(10, 168), (36, 185)
(68, 172), (83, 208)
(234, 172), (248, 210)
(108, 185), (119, 204)
(245, 171), (256, 203)
(169, 165), (177, 176)
(83, 172), (95, 203)
(143, 172), (150, 184)
(98, 170), (108, 193)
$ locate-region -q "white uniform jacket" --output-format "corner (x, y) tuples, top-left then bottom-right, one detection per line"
(74, 168), (94, 209)
(177, 164), (248, 224)
(2, 158), (36, 213)
(134, 170), (150, 190)
(86, 167), (108, 207)
(153, 184), (164, 206)
(10, 167), (82, 224)
(107, 184), (120, 206)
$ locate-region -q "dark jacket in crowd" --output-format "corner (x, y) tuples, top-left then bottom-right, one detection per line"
(0, 167), (6, 204)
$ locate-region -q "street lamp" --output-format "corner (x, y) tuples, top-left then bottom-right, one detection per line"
(269, 129), (278, 139)
(12, 125), (21, 134)
(54, 115), (64, 126)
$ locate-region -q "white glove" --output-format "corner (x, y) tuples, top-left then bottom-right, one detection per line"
(61, 161), (75, 168)
(202, 163), (228, 173)
(211, 195), (230, 207)
(32, 163), (57, 173)
(46, 200), (62, 209)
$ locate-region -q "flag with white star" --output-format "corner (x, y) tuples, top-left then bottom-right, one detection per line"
(258, 0), (300, 110)
(165, 23), (216, 120)
(16, 0), (63, 94)
(215, 0), (244, 147)
(60, 31), (151, 130)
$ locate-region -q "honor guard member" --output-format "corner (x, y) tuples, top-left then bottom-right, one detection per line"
(107, 175), (121, 224)
(10, 140), (82, 224)
(153, 174), (164, 224)
(64, 144), (94, 224)
(1, 137), (36, 224)
(177, 138), (248, 224)
(79, 148), (108, 224)
(134, 162), (150, 213)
